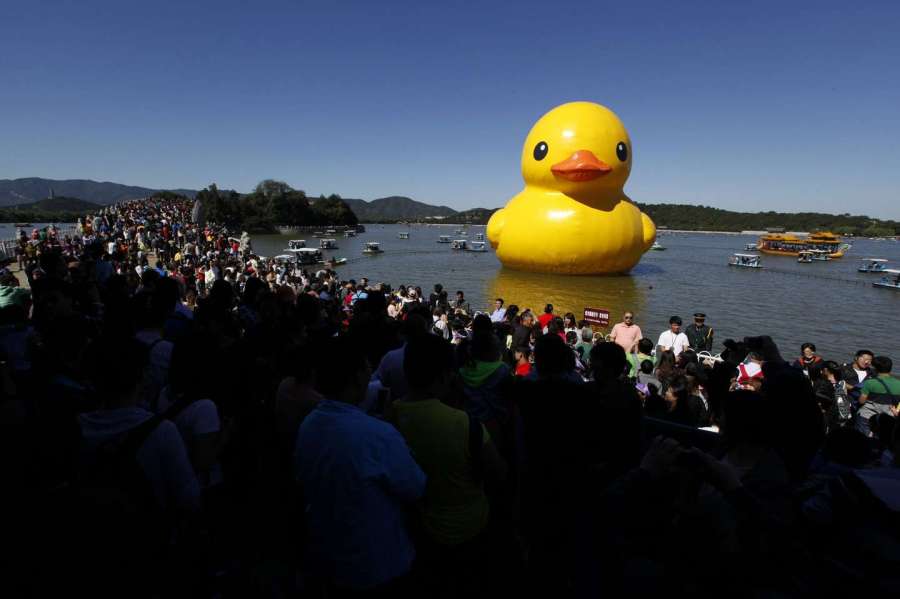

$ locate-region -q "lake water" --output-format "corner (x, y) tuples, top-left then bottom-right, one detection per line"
(252, 224), (900, 361)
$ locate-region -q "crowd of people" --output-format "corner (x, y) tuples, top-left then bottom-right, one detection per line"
(2, 195), (899, 597)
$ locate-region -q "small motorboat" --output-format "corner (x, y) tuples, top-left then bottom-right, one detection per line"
(294, 248), (324, 266)
(285, 239), (306, 252)
(873, 269), (900, 290)
(650, 241), (666, 251)
(465, 241), (487, 252)
(798, 251), (813, 264)
(398, 232), (410, 239)
(474, 233), (485, 241)
(450, 239), (468, 250)
(729, 253), (763, 268)
(326, 257), (347, 266)
(362, 242), (383, 255)
(437, 235), (451, 243)
(744, 242), (758, 251)
(858, 258), (889, 273)
(344, 230), (357, 238)
(809, 249), (831, 262)
(319, 238), (338, 250)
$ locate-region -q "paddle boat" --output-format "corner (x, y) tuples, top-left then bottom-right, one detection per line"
(858, 258), (889, 273)
(873, 269), (900, 290)
(744, 242), (758, 251)
(466, 241), (487, 252)
(319, 238), (338, 250)
(451, 239), (468, 250)
(437, 235), (452, 243)
(797, 251), (813, 264)
(650, 241), (666, 251)
(344, 230), (357, 238)
(362, 242), (383, 255)
(285, 239), (306, 252)
(729, 253), (763, 268)
(398, 232), (410, 239)
(809, 249), (832, 262)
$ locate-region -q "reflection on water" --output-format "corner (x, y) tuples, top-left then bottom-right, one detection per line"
(487, 268), (645, 323)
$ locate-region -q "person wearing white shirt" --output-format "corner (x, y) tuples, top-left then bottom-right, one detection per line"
(490, 298), (507, 323)
(657, 316), (690, 358)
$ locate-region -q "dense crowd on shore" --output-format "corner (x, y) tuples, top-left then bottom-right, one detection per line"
(2, 195), (899, 597)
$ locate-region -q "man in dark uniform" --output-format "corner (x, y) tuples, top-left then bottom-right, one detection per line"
(685, 312), (714, 352)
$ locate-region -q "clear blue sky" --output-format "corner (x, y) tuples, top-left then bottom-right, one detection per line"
(2, 1), (899, 218)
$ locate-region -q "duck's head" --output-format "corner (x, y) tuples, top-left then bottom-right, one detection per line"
(520, 101), (631, 199)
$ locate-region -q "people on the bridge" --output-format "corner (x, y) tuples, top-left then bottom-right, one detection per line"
(6, 194), (900, 596)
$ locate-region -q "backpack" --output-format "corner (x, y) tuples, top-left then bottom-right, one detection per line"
(74, 415), (167, 569)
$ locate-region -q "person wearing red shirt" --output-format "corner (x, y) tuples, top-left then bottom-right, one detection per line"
(537, 304), (554, 330)
(514, 346), (532, 377)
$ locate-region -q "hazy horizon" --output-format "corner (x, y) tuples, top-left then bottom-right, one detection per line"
(3, 2), (898, 218)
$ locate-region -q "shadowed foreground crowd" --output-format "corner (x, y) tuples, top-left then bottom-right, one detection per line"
(2, 197), (899, 598)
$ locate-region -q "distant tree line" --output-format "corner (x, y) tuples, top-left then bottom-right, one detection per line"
(638, 203), (900, 237)
(197, 180), (358, 232)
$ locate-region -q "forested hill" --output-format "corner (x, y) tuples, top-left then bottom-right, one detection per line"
(637, 203), (899, 236)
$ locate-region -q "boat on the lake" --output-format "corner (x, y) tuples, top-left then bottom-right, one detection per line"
(873, 269), (900, 290)
(465, 241), (487, 252)
(808, 249), (831, 262)
(344, 230), (357, 238)
(729, 253), (763, 268)
(437, 235), (451, 243)
(650, 241), (666, 251)
(858, 258), (889, 273)
(362, 242), (383, 255)
(474, 233), (485, 242)
(398, 232), (410, 239)
(451, 239), (468, 250)
(294, 248), (324, 265)
(744, 242), (758, 251)
(798, 251), (813, 264)
(319, 238), (338, 250)
(326, 257), (347, 266)
(285, 239), (306, 252)
(14, 223), (32, 228)
(757, 231), (849, 258)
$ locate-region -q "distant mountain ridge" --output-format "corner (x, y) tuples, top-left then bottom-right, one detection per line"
(339, 196), (457, 222)
(0, 177), (197, 207)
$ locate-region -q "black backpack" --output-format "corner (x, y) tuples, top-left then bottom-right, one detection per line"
(74, 415), (167, 568)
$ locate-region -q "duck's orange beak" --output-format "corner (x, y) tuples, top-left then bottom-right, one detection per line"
(551, 150), (612, 181)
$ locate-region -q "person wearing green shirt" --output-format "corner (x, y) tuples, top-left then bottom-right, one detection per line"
(857, 355), (900, 436)
(626, 338), (654, 379)
(390, 334), (507, 593)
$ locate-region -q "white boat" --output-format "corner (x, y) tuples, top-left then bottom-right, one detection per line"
(809, 249), (831, 262)
(285, 239), (306, 251)
(363, 242), (383, 255)
(398, 232), (410, 239)
(873, 269), (900, 290)
(455, 229), (468, 236)
(273, 254), (295, 265)
(451, 239), (468, 250)
(859, 258), (889, 273)
(465, 241), (487, 252)
(293, 248), (324, 265)
(437, 235), (452, 243)
(325, 229), (337, 235)
(650, 241), (666, 251)
(798, 251), (813, 264)
(744, 242), (759, 251)
(326, 257), (347, 266)
(344, 230), (357, 238)
(474, 233), (485, 241)
(319, 238), (338, 250)
(729, 253), (763, 268)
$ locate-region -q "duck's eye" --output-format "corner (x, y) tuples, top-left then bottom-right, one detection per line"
(533, 141), (548, 161)
(616, 141), (628, 162)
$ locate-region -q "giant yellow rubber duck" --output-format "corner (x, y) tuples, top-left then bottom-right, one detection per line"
(487, 101), (656, 274)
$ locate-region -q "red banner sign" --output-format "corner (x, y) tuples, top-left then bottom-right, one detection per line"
(583, 307), (610, 327)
